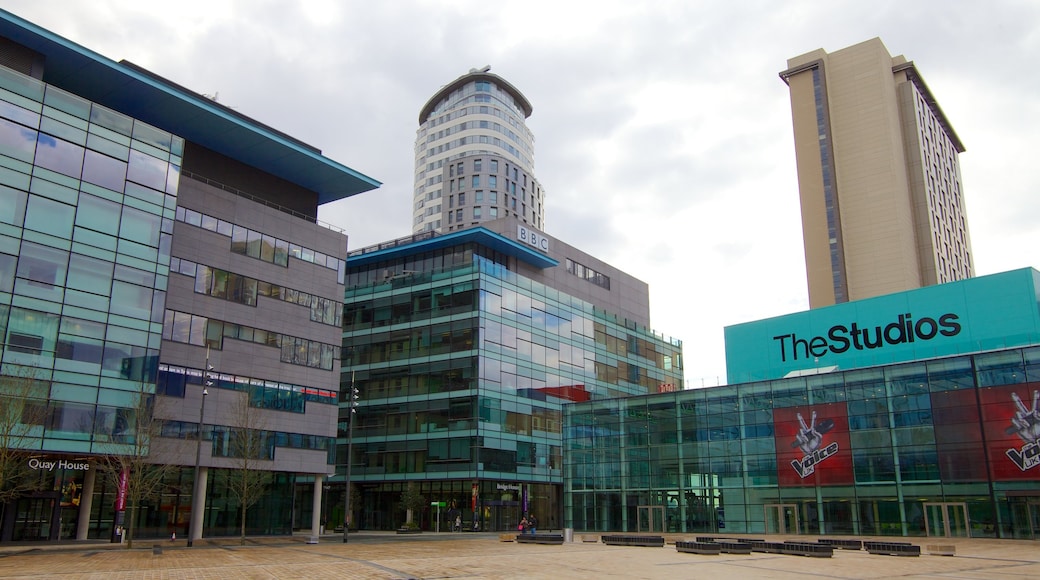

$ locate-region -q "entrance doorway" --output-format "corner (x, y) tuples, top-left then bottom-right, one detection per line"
(636, 506), (665, 533)
(765, 503), (799, 534)
(1009, 499), (1040, 540)
(8, 493), (61, 541)
(924, 502), (969, 538)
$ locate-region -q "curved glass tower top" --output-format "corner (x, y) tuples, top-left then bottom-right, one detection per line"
(412, 67), (545, 234)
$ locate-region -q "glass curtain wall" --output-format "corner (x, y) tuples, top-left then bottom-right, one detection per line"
(339, 245), (683, 530)
(0, 65), (180, 450)
(565, 346), (1040, 539)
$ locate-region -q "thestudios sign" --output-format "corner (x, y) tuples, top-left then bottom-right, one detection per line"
(725, 268), (1040, 383)
(771, 312), (961, 364)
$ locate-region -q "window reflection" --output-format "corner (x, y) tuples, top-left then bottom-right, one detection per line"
(126, 148), (167, 190)
(176, 205), (344, 275)
(0, 116), (37, 161)
(34, 132), (84, 178)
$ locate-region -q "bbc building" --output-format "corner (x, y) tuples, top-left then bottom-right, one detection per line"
(564, 268), (1040, 540)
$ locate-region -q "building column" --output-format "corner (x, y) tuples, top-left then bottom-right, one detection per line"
(75, 467), (96, 540)
(189, 466), (209, 544)
(310, 475), (324, 541)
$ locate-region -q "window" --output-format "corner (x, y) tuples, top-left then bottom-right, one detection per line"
(24, 195), (74, 239)
(81, 149), (128, 192)
(458, 192), (466, 205)
(489, 176), (497, 188)
(490, 191), (498, 204)
(119, 205), (162, 247)
(67, 253), (113, 296)
(0, 117), (37, 163)
(490, 159), (498, 172)
(475, 191), (483, 202)
(8, 332), (43, 355)
(34, 133), (84, 178)
(126, 149), (168, 191)
(16, 242), (68, 288)
(473, 207), (482, 219)
(110, 280), (154, 320)
(489, 207), (498, 218)
(472, 175), (480, 187)
(474, 159), (482, 172)
(6, 308), (59, 358)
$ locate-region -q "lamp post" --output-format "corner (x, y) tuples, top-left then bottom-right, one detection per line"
(188, 350), (214, 547)
(342, 370), (358, 543)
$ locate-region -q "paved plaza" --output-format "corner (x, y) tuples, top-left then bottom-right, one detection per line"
(0, 532), (1037, 579)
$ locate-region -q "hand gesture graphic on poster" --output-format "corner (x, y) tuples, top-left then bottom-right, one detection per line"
(1007, 390), (1040, 444)
(793, 411), (823, 455)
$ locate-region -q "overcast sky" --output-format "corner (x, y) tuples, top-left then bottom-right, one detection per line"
(8, 1), (1039, 386)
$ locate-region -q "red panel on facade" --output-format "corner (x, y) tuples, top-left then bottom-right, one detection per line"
(774, 402), (854, 486)
(979, 383), (1040, 480)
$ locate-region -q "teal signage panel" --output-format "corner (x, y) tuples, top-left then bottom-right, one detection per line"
(725, 268), (1040, 383)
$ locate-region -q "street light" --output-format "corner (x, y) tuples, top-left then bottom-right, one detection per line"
(188, 350), (214, 548)
(343, 370), (358, 543)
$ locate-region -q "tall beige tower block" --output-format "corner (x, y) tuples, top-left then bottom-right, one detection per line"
(780, 38), (974, 308)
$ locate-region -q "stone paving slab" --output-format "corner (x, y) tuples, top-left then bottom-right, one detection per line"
(0, 533), (1038, 579)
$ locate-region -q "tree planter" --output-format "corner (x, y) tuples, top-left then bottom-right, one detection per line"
(396, 528), (422, 534)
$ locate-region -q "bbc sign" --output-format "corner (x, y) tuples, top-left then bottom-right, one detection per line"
(517, 225), (549, 252)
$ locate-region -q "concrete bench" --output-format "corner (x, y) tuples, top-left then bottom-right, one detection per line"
(675, 541), (721, 555)
(818, 538), (863, 550)
(926, 544), (956, 556)
(864, 541), (921, 556)
(516, 534), (564, 545)
(748, 540), (786, 554)
(782, 541), (834, 558)
(716, 541), (752, 554)
(581, 535), (599, 543)
(696, 536), (763, 543)
(499, 534), (515, 542)
(601, 535), (665, 547)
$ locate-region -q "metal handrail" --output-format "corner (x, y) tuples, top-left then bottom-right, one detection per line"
(181, 171), (346, 235)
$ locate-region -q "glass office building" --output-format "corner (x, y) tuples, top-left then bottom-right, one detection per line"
(0, 11), (380, 542)
(565, 268), (1040, 540)
(0, 57), (179, 543)
(336, 224), (683, 532)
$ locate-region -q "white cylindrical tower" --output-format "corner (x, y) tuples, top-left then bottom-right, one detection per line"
(412, 67), (545, 234)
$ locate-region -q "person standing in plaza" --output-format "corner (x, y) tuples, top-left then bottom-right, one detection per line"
(527, 513), (537, 535)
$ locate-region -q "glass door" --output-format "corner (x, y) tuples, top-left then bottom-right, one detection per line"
(924, 502), (969, 537)
(764, 503), (799, 534)
(636, 506), (664, 533)
(12, 496), (58, 541)
(1009, 500), (1040, 540)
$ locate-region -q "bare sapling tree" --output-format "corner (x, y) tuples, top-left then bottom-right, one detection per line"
(0, 365), (50, 515)
(400, 481), (426, 529)
(345, 482), (361, 531)
(226, 390), (273, 545)
(95, 385), (176, 548)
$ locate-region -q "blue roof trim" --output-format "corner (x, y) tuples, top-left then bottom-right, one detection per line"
(348, 228), (559, 270)
(0, 9), (381, 204)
